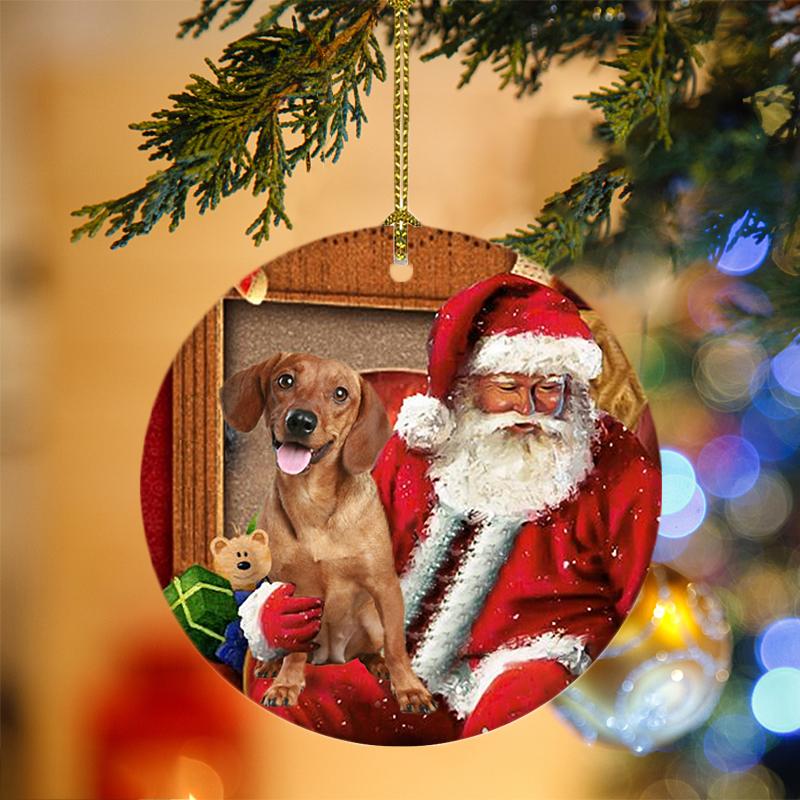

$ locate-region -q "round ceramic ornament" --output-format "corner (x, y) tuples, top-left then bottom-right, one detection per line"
(140, 231), (662, 745)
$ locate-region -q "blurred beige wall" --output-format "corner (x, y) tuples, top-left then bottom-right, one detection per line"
(1, 2), (653, 798)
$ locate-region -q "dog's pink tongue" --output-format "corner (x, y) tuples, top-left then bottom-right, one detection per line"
(276, 442), (312, 475)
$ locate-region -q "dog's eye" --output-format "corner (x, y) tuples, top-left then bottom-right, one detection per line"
(333, 386), (349, 403)
(277, 373), (294, 389)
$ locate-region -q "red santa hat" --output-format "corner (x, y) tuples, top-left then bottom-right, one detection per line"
(395, 273), (603, 452)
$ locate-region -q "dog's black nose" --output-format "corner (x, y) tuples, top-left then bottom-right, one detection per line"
(237, 560), (251, 571)
(285, 408), (317, 436)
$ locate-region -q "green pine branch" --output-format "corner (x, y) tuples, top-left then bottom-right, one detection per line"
(178, 0), (264, 38)
(407, 0), (627, 97)
(579, 3), (716, 150)
(71, 1), (387, 248)
(70, 0), (799, 346)
(498, 2), (720, 270)
(498, 165), (628, 268)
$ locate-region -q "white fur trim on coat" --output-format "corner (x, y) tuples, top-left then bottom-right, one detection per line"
(437, 632), (591, 719)
(400, 503), (466, 628)
(238, 581), (287, 662)
(394, 393), (455, 452)
(411, 514), (524, 694)
(466, 332), (603, 383)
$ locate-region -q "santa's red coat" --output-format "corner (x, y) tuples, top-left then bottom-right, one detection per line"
(378, 413), (659, 664)
(247, 413), (660, 743)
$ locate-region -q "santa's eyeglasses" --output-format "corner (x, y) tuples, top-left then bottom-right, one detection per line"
(473, 374), (569, 416)
(529, 376), (568, 415)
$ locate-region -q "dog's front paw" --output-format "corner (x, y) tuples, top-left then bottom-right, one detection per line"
(359, 653), (391, 681)
(394, 681), (437, 715)
(261, 683), (303, 707)
(255, 658), (283, 679)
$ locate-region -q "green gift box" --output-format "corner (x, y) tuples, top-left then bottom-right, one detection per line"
(164, 564), (238, 659)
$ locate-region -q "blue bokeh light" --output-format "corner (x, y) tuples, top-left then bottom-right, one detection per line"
(713, 212), (771, 276)
(768, 413), (800, 451)
(749, 360), (800, 417)
(660, 449), (698, 515)
(703, 713), (766, 772)
(757, 618), (800, 671)
(659, 486), (707, 539)
(772, 339), (800, 397)
(652, 531), (691, 563)
(751, 668), (800, 733)
(697, 436), (761, 498)
(751, 385), (798, 421)
(741, 407), (798, 462)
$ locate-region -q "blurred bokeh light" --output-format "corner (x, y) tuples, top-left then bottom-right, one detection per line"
(660, 448), (698, 515)
(712, 212), (771, 276)
(707, 766), (785, 800)
(702, 712), (767, 772)
(686, 272), (772, 334)
(771, 339), (800, 397)
(757, 618), (800, 671)
(751, 669), (800, 734)
(737, 565), (798, 633)
(741, 406), (799, 462)
(659, 486), (707, 539)
(697, 435), (761, 498)
(693, 336), (766, 411)
(669, 516), (730, 581)
(724, 471), (793, 541)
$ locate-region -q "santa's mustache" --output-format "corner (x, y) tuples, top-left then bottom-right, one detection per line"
(466, 409), (572, 439)
(430, 388), (597, 519)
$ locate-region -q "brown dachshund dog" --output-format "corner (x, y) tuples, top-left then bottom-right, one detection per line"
(220, 352), (434, 712)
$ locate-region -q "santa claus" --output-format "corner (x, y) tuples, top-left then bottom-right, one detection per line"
(241, 273), (661, 743)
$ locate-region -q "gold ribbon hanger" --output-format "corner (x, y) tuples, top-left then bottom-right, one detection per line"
(384, 0), (419, 282)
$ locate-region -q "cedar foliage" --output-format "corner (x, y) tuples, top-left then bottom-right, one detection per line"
(71, 0), (799, 344)
(71, 1), (386, 248)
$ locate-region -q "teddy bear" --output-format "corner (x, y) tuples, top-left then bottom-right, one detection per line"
(210, 530), (271, 591)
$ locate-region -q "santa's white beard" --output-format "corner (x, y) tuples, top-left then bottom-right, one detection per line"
(428, 386), (599, 519)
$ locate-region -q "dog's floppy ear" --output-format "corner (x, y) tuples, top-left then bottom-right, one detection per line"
(220, 353), (283, 432)
(342, 376), (392, 475)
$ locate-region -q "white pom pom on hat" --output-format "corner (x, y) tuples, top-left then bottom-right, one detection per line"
(394, 272), (603, 453)
(395, 392), (456, 453)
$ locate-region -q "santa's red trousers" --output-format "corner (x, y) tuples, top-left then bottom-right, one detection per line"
(246, 657), (572, 744)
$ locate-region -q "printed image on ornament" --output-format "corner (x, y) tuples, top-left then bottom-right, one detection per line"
(140, 227), (662, 745)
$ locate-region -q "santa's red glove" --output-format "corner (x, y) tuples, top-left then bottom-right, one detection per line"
(259, 583), (323, 653)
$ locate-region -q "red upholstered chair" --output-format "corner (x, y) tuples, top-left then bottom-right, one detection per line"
(361, 370), (427, 428)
